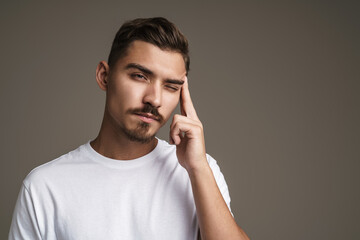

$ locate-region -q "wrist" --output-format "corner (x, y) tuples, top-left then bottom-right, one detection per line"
(186, 158), (211, 178)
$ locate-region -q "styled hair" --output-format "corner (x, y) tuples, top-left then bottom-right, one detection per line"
(107, 17), (190, 73)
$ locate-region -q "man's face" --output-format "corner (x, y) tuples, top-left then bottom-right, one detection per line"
(104, 40), (186, 143)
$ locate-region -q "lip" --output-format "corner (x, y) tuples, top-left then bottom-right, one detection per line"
(134, 113), (159, 123)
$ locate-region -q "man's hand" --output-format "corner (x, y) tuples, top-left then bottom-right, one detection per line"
(169, 76), (208, 174)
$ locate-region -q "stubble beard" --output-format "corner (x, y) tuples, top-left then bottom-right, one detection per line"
(122, 104), (164, 144)
(122, 121), (156, 144)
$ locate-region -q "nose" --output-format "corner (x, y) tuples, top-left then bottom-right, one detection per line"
(143, 82), (162, 108)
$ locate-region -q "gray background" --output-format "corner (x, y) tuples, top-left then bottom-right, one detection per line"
(1, 1), (359, 239)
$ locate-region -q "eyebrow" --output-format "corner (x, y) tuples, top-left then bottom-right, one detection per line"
(125, 63), (153, 75)
(164, 79), (184, 85)
(125, 63), (185, 85)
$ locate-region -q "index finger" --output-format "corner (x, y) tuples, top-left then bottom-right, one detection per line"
(180, 76), (199, 120)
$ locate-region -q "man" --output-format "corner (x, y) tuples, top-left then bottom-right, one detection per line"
(9, 17), (249, 240)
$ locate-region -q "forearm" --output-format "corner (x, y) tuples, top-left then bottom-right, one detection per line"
(188, 161), (249, 240)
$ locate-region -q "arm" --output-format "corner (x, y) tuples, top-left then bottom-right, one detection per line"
(189, 159), (249, 240)
(9, 183), (42, 240)
(170, 77), (249, 240)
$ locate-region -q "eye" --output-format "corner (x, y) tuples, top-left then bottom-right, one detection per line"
(130, 73), (147, 81)
(165, 85), (179, 92)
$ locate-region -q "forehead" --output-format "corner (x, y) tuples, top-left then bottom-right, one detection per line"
(116, 40), (186, 77)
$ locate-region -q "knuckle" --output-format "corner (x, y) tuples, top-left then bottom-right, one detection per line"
(173, 121), (181, 129)
(193, 124), (202, 133)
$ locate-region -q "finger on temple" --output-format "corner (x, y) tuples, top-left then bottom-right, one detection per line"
(180, 76), (198, 120)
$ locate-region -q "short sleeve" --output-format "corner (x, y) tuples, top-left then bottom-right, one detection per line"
(8, 183), (42, 240)
(206, 154), (233, 216)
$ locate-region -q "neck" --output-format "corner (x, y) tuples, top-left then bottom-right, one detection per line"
(90, 115), (158, 160)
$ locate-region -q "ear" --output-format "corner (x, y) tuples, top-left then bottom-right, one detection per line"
(96, 61), (110, 91)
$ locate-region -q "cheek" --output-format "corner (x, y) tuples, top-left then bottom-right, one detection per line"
(109, 81), (145, 107)
(161, 93), (180, 117)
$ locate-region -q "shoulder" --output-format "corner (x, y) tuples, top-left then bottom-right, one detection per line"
(204, 153), (233, 212)
(206, 153), (222, 176)
(23, 143), (87, 190)
(205, 154), (230, 193)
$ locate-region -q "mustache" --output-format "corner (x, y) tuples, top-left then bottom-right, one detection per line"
(128, 104), (164, 122)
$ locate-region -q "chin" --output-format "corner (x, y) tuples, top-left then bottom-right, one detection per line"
(122, 121), (158, 144)
(129, 134), (156, 144)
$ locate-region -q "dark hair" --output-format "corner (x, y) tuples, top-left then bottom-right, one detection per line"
(107, 17), (190, 73)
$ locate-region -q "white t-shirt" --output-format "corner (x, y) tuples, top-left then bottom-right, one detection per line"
(9, 138), (232, 240)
